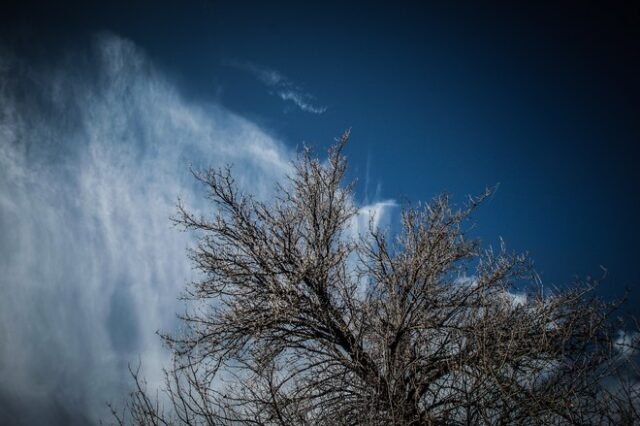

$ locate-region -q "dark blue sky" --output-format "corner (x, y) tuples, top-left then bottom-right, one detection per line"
(1, 1), (640, 424)
(3, 1), (639, 296)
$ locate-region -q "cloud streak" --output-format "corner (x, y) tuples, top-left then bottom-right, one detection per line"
(228, 60), (327, 114)
(349, 200), (398, 240)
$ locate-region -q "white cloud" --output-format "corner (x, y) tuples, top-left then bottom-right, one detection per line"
(0, 34), (292, 424)
(615, 330), (640, 358)
(452, 276), (528, 309)
(349, 200), (398, 240)
(453, 275), (478, 287)
(1, 33), (397, 424)
(227, 60), (327, 114)
(276, 89), (327, 114)
(505, 291), (528, 307)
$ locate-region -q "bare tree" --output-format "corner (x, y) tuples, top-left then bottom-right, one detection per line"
(113, 131), (639, 425)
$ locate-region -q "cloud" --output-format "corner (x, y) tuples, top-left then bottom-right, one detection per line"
(349, 200), (398, 240)
(504, 291), (528, 307)
(0, 34), (292, 425)
(276, 90), (328, 114)
(615, 331), (640, 358)
(227, 60), (327, 114)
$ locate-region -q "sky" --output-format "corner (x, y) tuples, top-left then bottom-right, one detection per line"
(1, 1), (639, 424)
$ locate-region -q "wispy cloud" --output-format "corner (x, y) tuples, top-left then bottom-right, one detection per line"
(350, 200), (398, 239)
(0, 34), (383, 424)
(227, 60), (327, 114)
(0, 34), (292, 425)
(275, 89), (327, 114)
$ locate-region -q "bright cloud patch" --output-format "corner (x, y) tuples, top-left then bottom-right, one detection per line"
(349, 200), (398, 239)
(0, 34), (292, 425)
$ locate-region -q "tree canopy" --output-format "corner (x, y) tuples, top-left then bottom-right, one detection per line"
(114, 132), (639, 425)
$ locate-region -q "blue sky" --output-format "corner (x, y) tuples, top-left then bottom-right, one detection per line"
(28, 0), (635, 291)
(1, 1), (639, 424)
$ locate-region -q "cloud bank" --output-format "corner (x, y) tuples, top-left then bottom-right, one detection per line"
(0, 34), (293, 425)
(0, 35), (386, 425)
